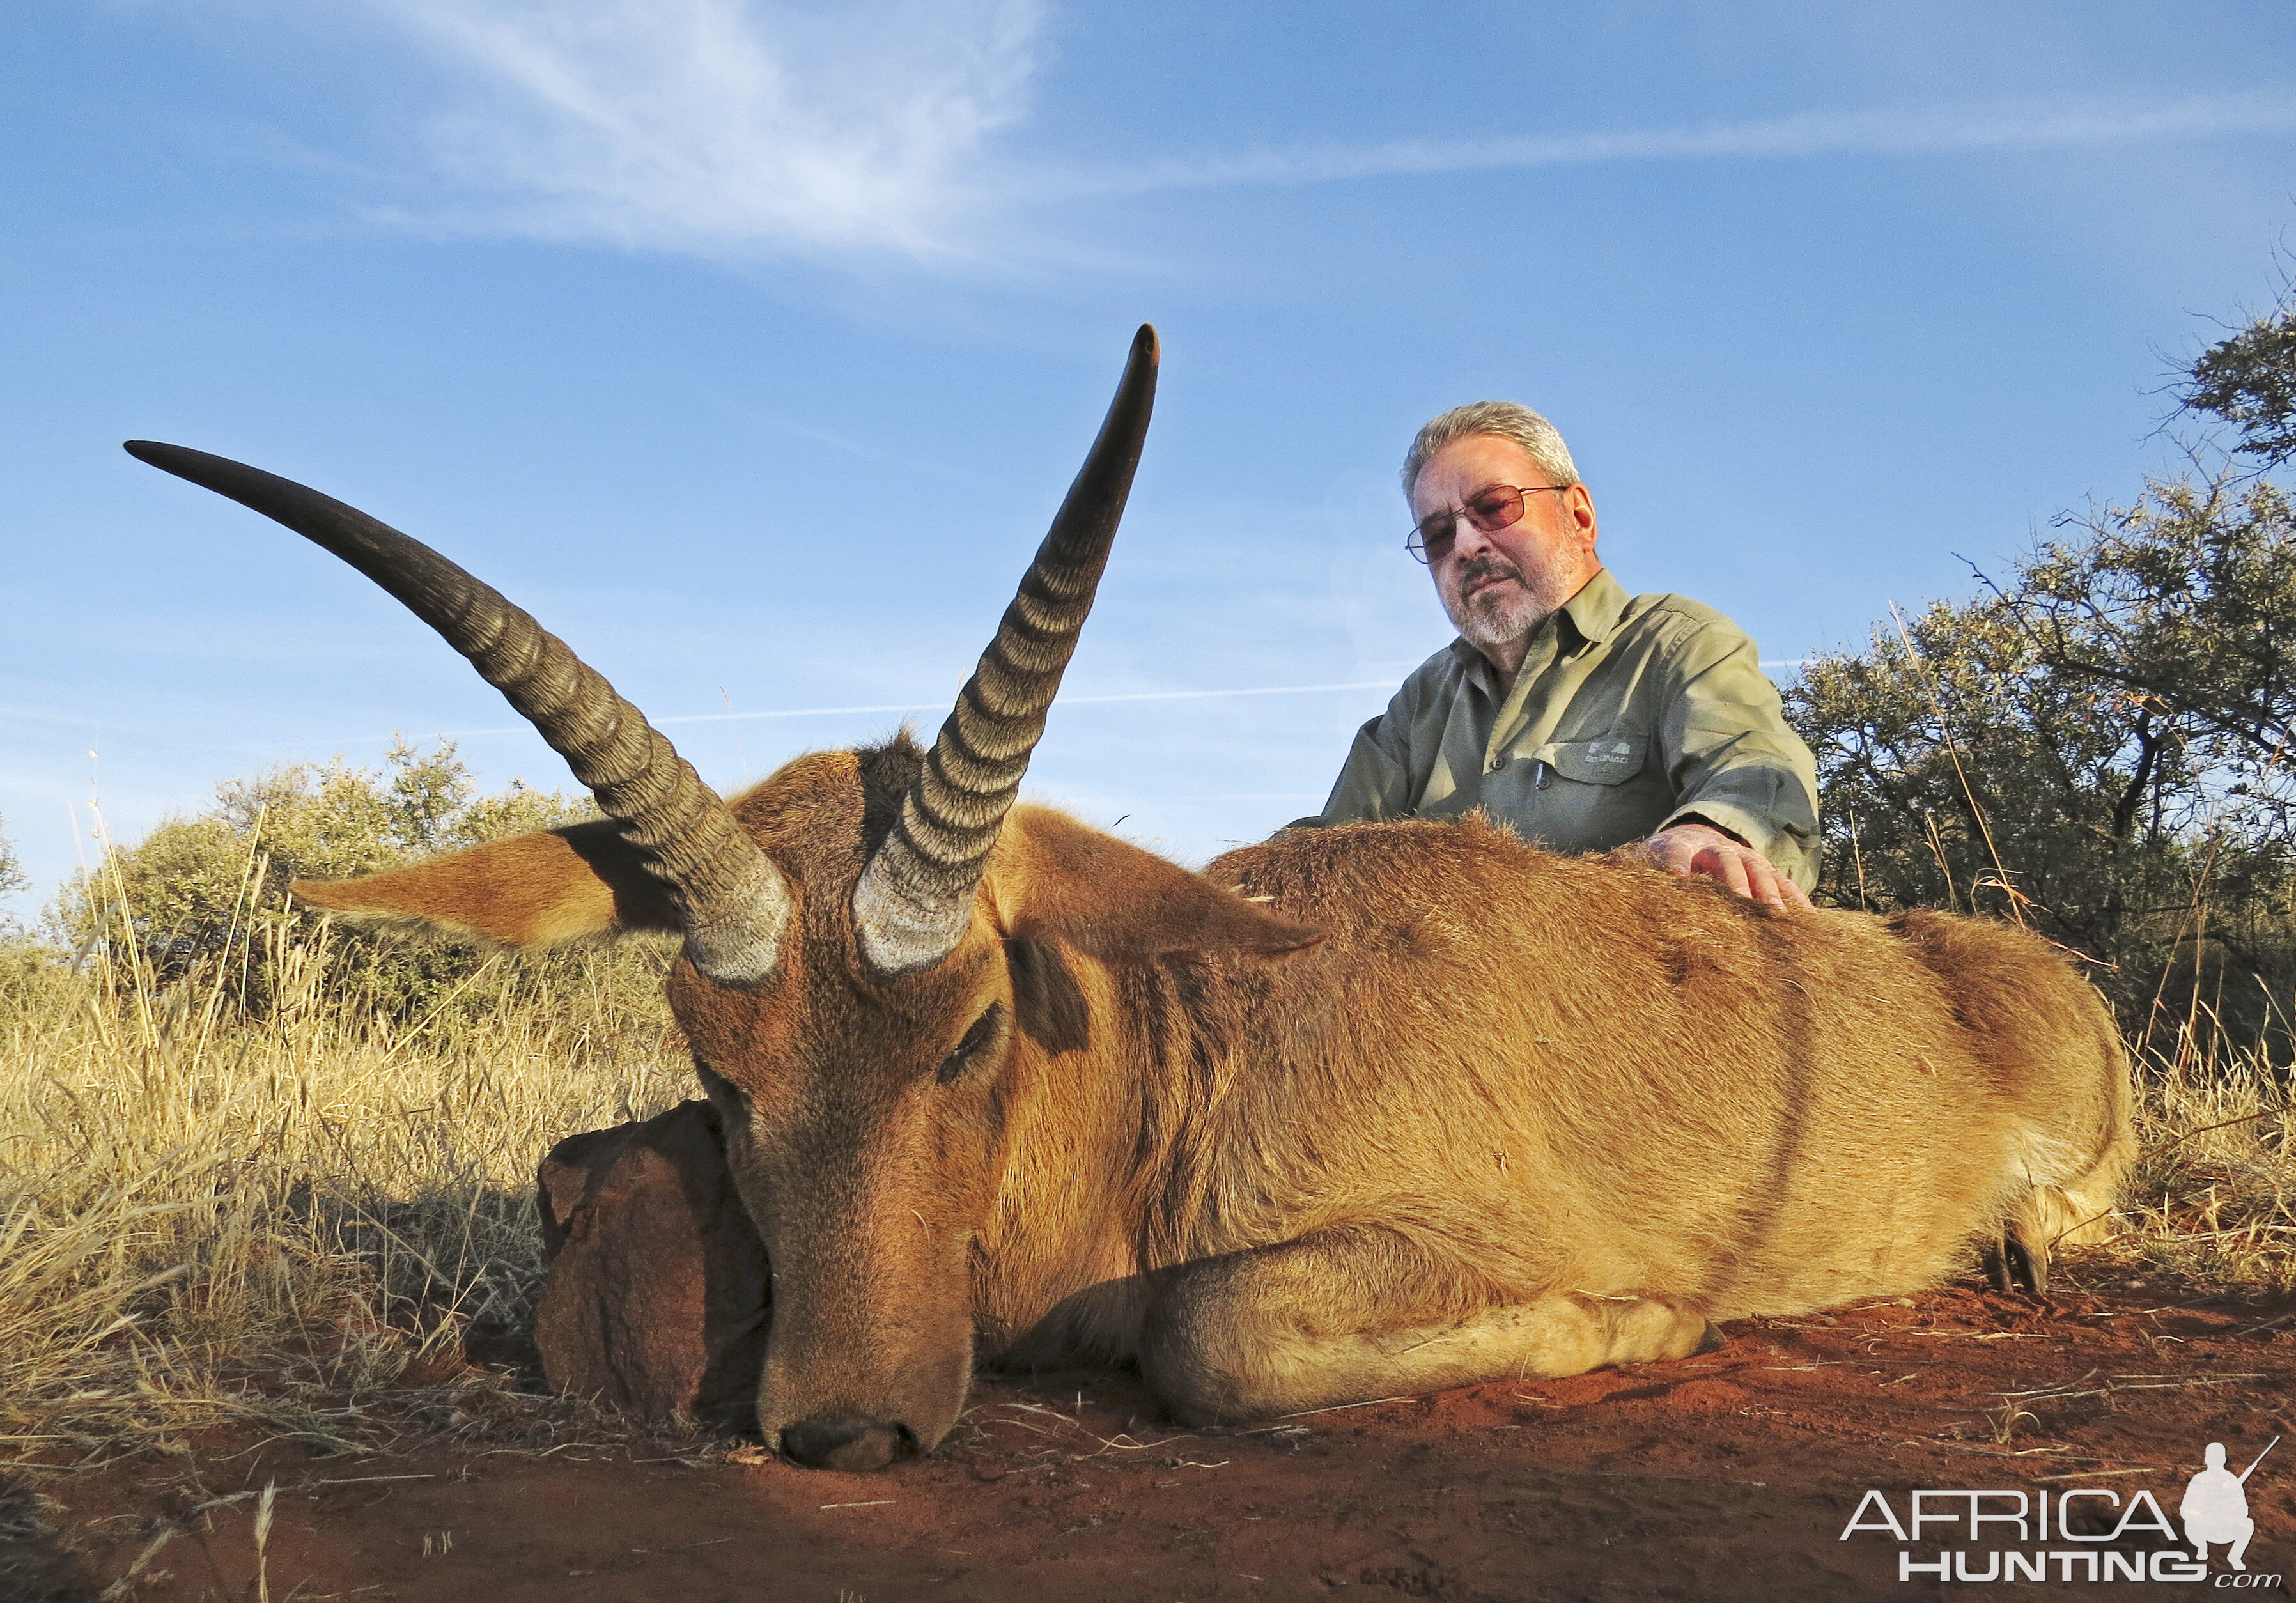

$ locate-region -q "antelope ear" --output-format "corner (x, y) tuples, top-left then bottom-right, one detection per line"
(988, 807), (1322, 964)
(292, 820), (679, 947)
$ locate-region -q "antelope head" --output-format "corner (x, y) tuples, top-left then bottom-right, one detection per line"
(126, 327), (1319, 1469)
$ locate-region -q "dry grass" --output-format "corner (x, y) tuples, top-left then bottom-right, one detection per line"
(0, 869), (2290, 1478)
(0, 911), (691, 1469)
(2106, 1005), (2296, 1292)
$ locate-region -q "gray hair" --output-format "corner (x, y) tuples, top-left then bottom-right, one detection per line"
(1400, 401), (1581, 498)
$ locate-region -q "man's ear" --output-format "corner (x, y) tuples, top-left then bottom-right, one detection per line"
(986, 807), (1323, 964)
(292, 820), (679, 948)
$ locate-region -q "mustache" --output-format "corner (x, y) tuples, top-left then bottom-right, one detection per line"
(1453, 555), (1523, 592)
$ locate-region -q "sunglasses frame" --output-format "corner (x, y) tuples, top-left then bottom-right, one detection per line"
(1405, 483), (1572, 564)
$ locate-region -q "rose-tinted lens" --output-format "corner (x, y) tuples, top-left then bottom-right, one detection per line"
(1462, 488), (1525, 533)
(1411, 515), (1457, 559)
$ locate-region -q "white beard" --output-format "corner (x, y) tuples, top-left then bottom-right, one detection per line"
(1442, 559), (1553, 653)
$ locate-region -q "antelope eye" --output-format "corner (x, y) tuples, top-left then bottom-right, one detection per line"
(937, 1002), (1005, 1085)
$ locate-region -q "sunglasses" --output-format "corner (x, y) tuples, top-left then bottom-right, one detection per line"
(1405, 483), (1571, 564)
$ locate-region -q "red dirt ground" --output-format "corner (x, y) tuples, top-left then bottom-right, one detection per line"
(20, 1275), (2296, 1602)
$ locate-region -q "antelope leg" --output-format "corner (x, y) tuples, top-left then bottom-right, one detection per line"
(1138, 1229), (1712, 1427)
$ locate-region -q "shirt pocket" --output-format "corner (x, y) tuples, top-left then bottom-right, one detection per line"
(1544, 736), (1648, 786)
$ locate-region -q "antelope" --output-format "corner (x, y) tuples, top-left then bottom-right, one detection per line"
(126, 327), (2134, 1473)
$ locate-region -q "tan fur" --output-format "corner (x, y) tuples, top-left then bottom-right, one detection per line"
(294, 820), (678, 945)
(300, 748), (2135, 1449)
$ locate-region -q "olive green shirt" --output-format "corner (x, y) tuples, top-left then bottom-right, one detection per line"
(1308, 568), (1820, 889)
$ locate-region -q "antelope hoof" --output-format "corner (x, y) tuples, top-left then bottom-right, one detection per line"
(1982, 1225), (2015, 1295)
(2005, 1227), (2050, 1300)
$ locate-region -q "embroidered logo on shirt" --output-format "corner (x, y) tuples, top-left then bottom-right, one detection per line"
(1586, 740), (1636, 764)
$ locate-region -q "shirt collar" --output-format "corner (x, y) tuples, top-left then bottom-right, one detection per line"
(1445, 566), (1627, 676)
(1558, 567), (1627, 646)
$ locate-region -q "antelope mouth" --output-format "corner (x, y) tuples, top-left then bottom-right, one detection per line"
(778, 1413), (922, 1473)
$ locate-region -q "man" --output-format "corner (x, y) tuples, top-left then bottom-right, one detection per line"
(1303, 401), (1819, 908)
(2180, 1441), (2258, 1571)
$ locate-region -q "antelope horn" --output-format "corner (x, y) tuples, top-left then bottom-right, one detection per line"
(854, 324), (1159, 975)
(120, 442), (791, 985)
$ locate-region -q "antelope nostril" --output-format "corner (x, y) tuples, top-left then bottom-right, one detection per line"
(779, 1412), (917, 1472)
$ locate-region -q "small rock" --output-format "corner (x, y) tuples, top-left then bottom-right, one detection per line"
(534, 1099), (770, 1429)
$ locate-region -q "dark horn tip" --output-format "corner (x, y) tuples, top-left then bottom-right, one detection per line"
(1133, 325), (1160, 364)
(123, 440), (217, 482)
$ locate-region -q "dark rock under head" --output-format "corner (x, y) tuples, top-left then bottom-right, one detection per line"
(534, 1099), (770, 1430)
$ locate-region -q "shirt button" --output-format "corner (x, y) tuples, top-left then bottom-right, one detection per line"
(1487, 755), (1505, 773)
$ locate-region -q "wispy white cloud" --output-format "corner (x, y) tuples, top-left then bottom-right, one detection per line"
(1053, 91), (2296, 198)
(356, 0), (1042, 260)
(322, 3), (2296, 268)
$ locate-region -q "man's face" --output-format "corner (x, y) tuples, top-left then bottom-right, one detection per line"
(1411, 434), (1599, 657)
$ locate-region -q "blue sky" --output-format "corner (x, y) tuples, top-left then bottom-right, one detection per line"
(4, 0), (2293, 917)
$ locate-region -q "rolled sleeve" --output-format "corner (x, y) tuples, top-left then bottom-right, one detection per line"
(1316, 706), (1415, 825)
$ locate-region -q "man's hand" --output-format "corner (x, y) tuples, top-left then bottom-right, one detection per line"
(1641, 820), (1811, 910)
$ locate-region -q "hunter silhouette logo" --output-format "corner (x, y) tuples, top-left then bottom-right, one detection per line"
(1840, 1432), (2283, 1584)
(2184, 1437), (2275, 1572)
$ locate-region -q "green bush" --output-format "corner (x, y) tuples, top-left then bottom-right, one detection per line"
(0, 813), (24, 925)
(1788, 292), (2296, 1049)
(58, 740), (671, 1032)
(2182, 294), (2296, 470)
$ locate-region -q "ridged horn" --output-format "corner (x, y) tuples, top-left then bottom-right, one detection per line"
(121, 441), (791, 985)
(853, 323), (1159, 975)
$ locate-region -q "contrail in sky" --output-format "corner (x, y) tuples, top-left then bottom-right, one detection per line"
(658, 680), (1402, 725)
(430, 666), (1808, 740)
(341, 0), (2296, 261)
(435, 679), (1402, 740)
(1044, 92), (2296, 199)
